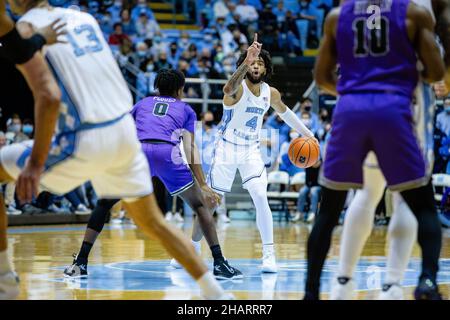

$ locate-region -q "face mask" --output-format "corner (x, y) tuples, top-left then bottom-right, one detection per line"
(304, 106), (312, 112)
(146, 64), (154, 72)
(181, 39), (189, 45)
(154, 36), (161, 43)
(445, 106), (450, 113)
(171, 47), (177, 54)
(205, 120), (214, 127)
(160, 58), (167, 63)
(137, 51), (147, 58)
(320, 115), (327, 121)
(22, 125), (33, 134)
(8, 124), (21, 133)
(290, 132), (299, 140)
(205, 35), (213, 42)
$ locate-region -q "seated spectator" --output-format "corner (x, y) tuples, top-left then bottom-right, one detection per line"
(273, 1), (287, 25)
(179, 31), (193, 52)
(154, 52), (172, 71)
(98, 11), (114, 36)
(280, 10), (303, 55)
(107, 0), (123, 21)
(436, 96), (450, 138)
(292, 159), (322, 223)
(120, 9), (136, 36)
(131, 0), (155, 21)
(135, 12), (160, 39)
(108, 23), (130, 45)
(21, 119), (34, 139)
(114, 38), (137, 95)
(299, 0), (324, 41)
(213, 0), (231, 19)
(6, 115), (28, 143)
(200, 0), (214, 28)
(135, 41), (150, 66)
(235, 0), (259, 27)
(258, 4), (279, 52)
(296, 97), (321, 134)
(149, 30), (169, 60)
(167, 41), (181, 69)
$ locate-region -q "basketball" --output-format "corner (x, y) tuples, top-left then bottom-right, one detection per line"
(288, 137), (320, 168)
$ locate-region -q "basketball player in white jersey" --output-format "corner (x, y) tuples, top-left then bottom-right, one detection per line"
(0, 0), (231, 300)
(207, 34), (317, 272)
(331, 0), (447, 300)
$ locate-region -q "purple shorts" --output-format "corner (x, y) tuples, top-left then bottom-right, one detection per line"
(142, 143), (194, 195)
(319, 93), (428, 191)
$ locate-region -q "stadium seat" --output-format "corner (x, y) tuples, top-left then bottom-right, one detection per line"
(267, 171), (290, 219)
(280, 172), (305, 200)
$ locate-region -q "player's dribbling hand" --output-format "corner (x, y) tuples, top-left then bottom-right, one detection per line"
(201, 185), (222, 209)
(244, 33), (262, 66)
(37, 18), (68, 46)
(16, 161), (43, 204)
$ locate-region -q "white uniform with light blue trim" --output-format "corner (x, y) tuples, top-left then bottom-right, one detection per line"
(208, 80), (271, 193)
(0, 7), (152, 198)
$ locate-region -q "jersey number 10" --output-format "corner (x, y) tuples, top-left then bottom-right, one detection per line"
(353, 17), (389, 57)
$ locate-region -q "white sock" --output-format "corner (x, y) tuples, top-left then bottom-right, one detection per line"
(197, 272), (224, 299)
(192, 239), (201, 254)
(246, 176), (274, 245)
(338, 167), (385, 277)
(385, 193), (417, 284)
(0, 250), (13, 274)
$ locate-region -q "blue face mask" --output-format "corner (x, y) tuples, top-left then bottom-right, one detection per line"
(22, 125), (33, 134)
(154, 36), (161, 43)
(137, 51), (147, 57)
(445, 105), (450, 113)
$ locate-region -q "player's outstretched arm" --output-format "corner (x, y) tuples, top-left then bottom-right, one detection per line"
(313, 8), (339, 96)
(14, 23), (61, 203)
(270, 87), (315, 139)
(411, 4), (445, 83)
(223, 33), (262, 106)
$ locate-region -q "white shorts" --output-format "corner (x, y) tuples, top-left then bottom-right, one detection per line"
(207, 138), (266, 194)
(0, 114), (153, 199)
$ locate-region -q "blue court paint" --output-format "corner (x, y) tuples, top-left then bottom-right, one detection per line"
(39, 258), (450, 294)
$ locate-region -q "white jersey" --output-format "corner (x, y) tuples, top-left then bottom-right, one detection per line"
(19, 7), (132, 129)
(219, 80), (271, 146)
(412, 0), (435, 22)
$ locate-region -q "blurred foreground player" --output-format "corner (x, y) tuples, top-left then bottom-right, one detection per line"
(0, 0), (231, 300)
(0, 0), (61, 299)
(305, 0), (445, 300)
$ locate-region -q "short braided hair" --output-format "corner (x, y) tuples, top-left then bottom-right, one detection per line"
(154, 69), (186, 97)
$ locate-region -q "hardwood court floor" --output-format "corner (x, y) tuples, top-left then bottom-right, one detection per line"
(6, 219), (450, 300)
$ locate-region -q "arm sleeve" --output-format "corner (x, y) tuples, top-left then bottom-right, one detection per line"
(278, 108), (314, 138)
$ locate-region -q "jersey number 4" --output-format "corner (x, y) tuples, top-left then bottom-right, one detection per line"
(245, 116), (258, 131)
(353, 17), (389, 57)
(153, 103), (169, 117)
(67, 24), (103, 57)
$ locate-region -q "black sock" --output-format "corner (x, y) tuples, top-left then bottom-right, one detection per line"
(305, 187), (347, 298)
(77, 241), (93, 263)
(210, 245), (224, 263)
(401, 182), (442, 284)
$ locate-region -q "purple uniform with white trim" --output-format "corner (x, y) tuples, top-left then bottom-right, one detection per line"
(131, 96), (196, 195)
(320, 0), (428, 191)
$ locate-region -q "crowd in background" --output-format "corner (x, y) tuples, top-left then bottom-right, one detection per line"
(3, 0), (450, 227)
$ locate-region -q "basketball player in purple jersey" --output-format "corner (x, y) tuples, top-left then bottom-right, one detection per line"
(131, 69), (242, 280)
(304, 0), (445, 300)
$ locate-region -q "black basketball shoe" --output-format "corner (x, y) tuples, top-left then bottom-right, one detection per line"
(213, 259), (243, 280)
(414, 277), (442, 300)
(63, 254), (88, 278)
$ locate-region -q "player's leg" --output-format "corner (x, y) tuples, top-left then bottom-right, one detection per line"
(177, 183), (242, 279)
(122, 194), (230, 299)
(331, 158), (386, 300)
(63, 198), (120, 277)
(238, 142), (277, 272)
(379, 192), (417, 300)
(373, 97), (442, 300)
(305, 94), (370, 300)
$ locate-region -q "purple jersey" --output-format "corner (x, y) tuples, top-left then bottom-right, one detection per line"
(131, 96), (197, 145)
(336, 0), (418, 97)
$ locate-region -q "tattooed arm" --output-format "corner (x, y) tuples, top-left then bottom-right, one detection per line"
(223, 33), (262, 106)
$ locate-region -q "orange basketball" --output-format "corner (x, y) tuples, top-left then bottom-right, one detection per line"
(288, 137), (320, 168)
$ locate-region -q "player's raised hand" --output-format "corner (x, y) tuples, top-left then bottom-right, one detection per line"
(245, 33), (262, 65)
(37, 18), (68, 45)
